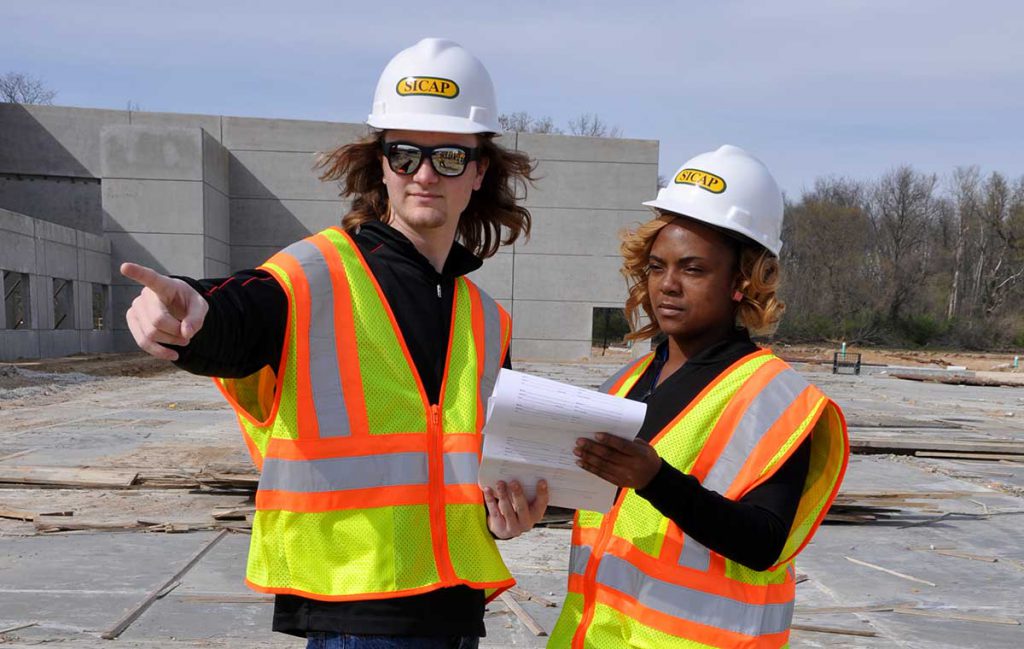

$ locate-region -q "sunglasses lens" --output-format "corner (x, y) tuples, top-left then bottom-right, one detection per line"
(431, 147), (468, 176)
(387, 144), (422, 175)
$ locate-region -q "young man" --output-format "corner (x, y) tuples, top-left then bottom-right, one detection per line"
(122, 38), (548, 648)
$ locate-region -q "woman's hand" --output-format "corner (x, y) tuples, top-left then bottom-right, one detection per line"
(483, 479), (549, 540)
(574, 433), (663, 490)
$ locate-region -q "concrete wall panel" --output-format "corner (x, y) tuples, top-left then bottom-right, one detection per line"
(0, 330), (40, 361)
(229, 150), (336, 201)
(511, 339), (591, 362)
(507, 299), (594, 341)
(517, 207), (650, 256)
(107, 232), (206, 280)
(0, 228), (38, 273)
(101, 126), (203, 181)
(78, 248), (111, 284)
(203, 187), (230, 245)
(39, 330), (83, 358)
(204, 237), (230, 267)
(37, 237), (78, 280)
(513, 254), (626, 303)
(0, 177), (103, 234)
(229, 198), (343, 248)
(517, 133), (658, 165)
(130, 112), (222, 142)
(466, 253), (513, 301)
(202, 131), (230, 195)
(223, 116), (366, 152)
(0, 104), (127, 177)
(80, 330), (115, 354)
(523, 160), (657, 210)
(231, 245), (281, 272)
(102, 179), (205, 234)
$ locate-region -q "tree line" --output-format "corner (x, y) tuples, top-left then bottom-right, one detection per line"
(778, 167), (1024, 350)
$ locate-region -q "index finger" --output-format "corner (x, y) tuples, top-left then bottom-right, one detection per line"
(120, 262), (177, 299)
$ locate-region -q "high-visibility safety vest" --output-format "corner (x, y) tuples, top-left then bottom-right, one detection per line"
(213, 226), (515, 602)
(549, 349), (848, 648)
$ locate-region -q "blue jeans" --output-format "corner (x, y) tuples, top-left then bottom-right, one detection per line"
(305, 633), (479, 649)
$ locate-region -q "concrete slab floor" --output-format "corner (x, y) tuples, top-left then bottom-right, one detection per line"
(2, 358), (1023, 647)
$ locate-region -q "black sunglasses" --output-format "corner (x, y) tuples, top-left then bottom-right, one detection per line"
(382, 141), (481, 178)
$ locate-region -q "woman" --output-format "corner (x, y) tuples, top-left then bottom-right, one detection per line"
(548, 145), (849, 648)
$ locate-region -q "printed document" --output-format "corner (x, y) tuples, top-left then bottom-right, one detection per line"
(478, 369), (647, 513)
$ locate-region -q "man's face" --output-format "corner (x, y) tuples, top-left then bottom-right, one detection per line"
(380, 130), (488, 242)
(647, 218), (739, 344)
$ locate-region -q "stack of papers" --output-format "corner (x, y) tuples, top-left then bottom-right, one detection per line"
(478, 369), (647, 513)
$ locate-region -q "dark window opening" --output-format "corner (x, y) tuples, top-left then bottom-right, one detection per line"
(53, 278), (74, 330)
(592, 307), (631, 353)
(3, 271), (31, 330)
(92, 284), (108, 331)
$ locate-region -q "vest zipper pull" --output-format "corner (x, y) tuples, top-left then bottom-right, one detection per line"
(436, 283), (442, 298)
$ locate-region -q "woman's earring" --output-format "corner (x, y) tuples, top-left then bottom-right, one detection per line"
(732, 290), (744, 302)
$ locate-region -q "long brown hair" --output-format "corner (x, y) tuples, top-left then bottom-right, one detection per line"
(315, 132), (535, 258)
(621, 213), (786, 340)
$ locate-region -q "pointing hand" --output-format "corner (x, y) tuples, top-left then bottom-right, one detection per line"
(120, 262), (208, 361)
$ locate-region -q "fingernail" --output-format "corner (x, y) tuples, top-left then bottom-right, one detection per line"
(576, 439), (585, 447)
(538, 480), (548, 491)
(596, 433), (607, 441)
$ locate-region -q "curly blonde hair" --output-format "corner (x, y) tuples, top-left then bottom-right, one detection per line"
(315, 132), (534, 259)
(622, 213), (785, 340)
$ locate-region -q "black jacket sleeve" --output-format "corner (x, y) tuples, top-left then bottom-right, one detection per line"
(635, 436), (812, 571)
(169, 270), (288, 378)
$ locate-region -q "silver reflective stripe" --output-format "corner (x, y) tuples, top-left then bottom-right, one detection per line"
(260, 452), (428, 492)
(477, 287), (502, 404)
(444, 452), (480, 485)
(597, 554), (794, 636)
(678, 534), (710, 571)
(703, 368), (808, 493)
(599, 361), (639, 394)
(285, 239), (350, 438)
(570, 544), (592, 576)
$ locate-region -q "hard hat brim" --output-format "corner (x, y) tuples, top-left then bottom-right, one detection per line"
(367, 112), (499, 135)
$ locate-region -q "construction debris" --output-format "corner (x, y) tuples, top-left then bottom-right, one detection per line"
(845, 556), (937, 587)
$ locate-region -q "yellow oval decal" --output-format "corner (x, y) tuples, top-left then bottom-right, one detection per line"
(674, 168), (726, 194)
(396, 76), (460, 99)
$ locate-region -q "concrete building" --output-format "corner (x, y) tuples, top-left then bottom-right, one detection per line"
(0, 104), (658, 361)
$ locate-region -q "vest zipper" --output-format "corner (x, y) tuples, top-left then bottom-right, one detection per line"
(437, 283), (442, 298)
(428, 404), (456, 584)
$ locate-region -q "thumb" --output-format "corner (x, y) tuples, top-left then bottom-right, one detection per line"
(530, 480), (550, 520)
(179, 291), (208, 340)
(120, 262), (177, 301)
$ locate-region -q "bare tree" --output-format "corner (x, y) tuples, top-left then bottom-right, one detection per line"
(498, 111), (563, 134)
(567, 113), (622, 138)
(0, 72), (57, 104)
(870, 166), (940, 322)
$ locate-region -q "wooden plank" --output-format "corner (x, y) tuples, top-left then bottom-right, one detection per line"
(892, 607), (1020, 625)
(845, 557), (937, 587)
(101, 529), (230, 639)
(791, 623), (878, 637)
(508, 585), (556, 607)
(933, 549), (999, 563)
(0, 466), (138, 488)
(0, 448), (39, 463)
(917, 451), (1024, 462)
(499, 592), (547, 636)
(849, 437), (1024, 456)
(0, 622), (38, 634)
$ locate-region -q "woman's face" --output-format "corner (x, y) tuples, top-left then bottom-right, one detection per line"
(647, 217), (740, 345)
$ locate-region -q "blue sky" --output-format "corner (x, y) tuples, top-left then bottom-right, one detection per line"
(6, 0), (1023, 197)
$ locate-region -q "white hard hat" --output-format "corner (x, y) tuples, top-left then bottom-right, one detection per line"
(367, 38), (500, 134)
(644, 145), (784, 256)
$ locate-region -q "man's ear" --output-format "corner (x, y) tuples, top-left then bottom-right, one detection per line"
(473, 156), (490, 191)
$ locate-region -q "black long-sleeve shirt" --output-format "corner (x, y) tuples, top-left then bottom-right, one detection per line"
(628, 334), (811, 571)
(172, 221), (492, 637)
